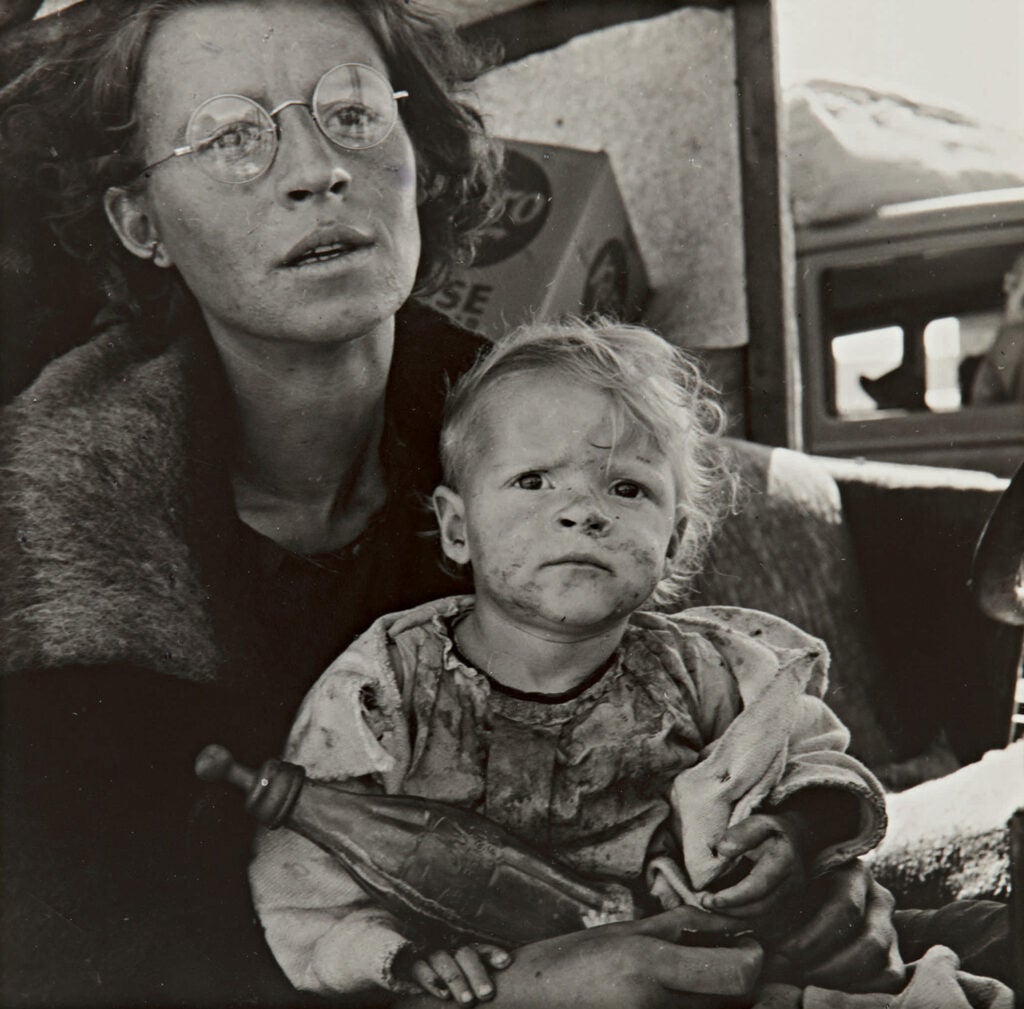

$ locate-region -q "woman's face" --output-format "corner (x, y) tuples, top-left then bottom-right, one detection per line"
(127, 0), (421, 346)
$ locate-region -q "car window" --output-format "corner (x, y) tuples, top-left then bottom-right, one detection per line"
(819, 241), (1023, 418)
(831, 309), (1006, 416)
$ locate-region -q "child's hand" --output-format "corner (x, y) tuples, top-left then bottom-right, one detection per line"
(698, 813), (806, 919)
(406, 943), (511, 1003)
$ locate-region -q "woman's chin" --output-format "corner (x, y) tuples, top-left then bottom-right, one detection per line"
(281, 272), (413, 337)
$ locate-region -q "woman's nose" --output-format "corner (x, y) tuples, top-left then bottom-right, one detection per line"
(274, 106), (352, 204)
(558, 497), (612, 536)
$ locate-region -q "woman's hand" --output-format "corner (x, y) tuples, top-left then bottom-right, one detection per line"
(393, 907), (763, 1009)
(771, 861), (904, 992)
(698, 814), (805, 919)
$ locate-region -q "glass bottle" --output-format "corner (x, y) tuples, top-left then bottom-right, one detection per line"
(195, 744), (634, 947)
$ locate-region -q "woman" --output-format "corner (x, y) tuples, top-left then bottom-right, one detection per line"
(0, 1), (902, 1006)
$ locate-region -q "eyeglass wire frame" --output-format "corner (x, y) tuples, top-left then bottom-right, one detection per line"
(136, 62), (409, 186)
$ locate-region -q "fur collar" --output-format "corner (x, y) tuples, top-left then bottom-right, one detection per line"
(1, 303), (485, 684)
(1, 324), (222, 681)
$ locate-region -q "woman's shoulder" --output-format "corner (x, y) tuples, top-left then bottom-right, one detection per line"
(1, 318), (191, 519)
(1, 317), (220, 682)
(4, 314), (183, 417)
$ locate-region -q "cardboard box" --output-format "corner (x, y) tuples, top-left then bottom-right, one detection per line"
(422, 139), (648, 338)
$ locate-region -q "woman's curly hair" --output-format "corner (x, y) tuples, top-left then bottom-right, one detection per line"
(2, 0), (504, 319)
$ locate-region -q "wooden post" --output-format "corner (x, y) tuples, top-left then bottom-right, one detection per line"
(459, 0), (795, 445)
(733, 0), (800, 447)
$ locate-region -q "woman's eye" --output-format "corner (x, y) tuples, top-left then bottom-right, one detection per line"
(199, 122), (266, 157)
(512, 472), (545, 490)
(610, 480), (645, 499)
(323, 102), (380, 137)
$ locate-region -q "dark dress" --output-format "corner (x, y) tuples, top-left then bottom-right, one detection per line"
(0, 301), (481, 1007)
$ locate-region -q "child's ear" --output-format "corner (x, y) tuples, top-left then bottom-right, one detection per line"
(433, 485), (471, 566)
(663, 524), (683, 573)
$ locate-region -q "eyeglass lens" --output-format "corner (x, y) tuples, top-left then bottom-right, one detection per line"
(313, 63), (399, 150)
(185, 63), (400, 183)
(188, 96), (277, 183)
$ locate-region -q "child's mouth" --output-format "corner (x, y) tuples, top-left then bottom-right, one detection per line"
(546, 555), (613, 572)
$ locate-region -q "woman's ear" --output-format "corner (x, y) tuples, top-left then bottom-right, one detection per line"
(433, 485), (471, 566)
(103, 186), (173, 268)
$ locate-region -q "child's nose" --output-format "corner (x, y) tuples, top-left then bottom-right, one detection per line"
(557, 497), (612, 535)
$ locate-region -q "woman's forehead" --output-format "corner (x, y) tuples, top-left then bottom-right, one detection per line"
(140, 0), (388, 113)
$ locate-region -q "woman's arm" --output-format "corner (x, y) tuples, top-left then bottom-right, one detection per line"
(0, 663), (299, 1007)
(392, 909), (763, 1009)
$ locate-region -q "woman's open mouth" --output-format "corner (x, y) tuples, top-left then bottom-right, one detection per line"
(282, 224), (374, 269)
(287, 242), (363, 267)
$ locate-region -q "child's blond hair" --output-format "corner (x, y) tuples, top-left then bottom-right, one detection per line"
(439, 318), (732, 603)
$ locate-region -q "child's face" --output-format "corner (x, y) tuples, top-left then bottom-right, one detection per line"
(435, 371), (680, 638)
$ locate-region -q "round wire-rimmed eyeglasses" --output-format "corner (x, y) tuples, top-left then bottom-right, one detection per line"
(138, 62), (409, 185)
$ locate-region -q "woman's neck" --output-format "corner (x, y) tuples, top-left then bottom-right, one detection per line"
(208, 316), (395, 554)
(455, 606), (628, 697)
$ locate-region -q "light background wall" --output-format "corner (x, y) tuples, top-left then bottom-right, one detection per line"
(472, 8), (750, 350)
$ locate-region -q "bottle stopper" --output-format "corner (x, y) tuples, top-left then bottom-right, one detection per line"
(195, 744), (305, 828)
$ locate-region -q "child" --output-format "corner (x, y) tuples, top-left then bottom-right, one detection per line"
(249, 320), (887, 1003)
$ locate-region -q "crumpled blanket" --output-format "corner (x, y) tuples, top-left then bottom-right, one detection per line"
(646, 607), (886, 904)
(754, 945), (1014, 1008)
(640, 611), (1015, 1008)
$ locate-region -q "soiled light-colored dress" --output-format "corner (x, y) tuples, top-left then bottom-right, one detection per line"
(250, 596), (886, 997)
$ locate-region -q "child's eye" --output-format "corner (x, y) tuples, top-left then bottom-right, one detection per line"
(512, 472), (546, 490)
(610, 480), (645, 499)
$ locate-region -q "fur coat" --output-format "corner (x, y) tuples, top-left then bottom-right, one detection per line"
(0, 301), (481, 1006)
(1, 301), (482, 685)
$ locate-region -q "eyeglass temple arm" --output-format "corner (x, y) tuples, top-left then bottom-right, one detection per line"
(140, 144), (195, 176)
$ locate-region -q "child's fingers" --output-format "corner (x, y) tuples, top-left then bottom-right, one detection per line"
(409, 959), (450, 1000)
(426, 950), (476, 1004)
(453, 946), (496, 1001)
(471, 943), (512, 970)
(701, 890), (777, 919)
(715, 814), (779, 860)
(702, 839), (794, 910)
